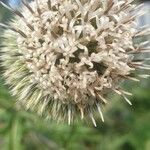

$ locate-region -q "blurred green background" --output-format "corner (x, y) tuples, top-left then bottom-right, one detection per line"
(0, 1), (150, 150)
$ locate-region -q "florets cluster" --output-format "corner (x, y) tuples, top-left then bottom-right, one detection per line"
(0, 0), (149, 125)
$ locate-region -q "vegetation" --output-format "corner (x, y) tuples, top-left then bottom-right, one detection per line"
(0, 2), (150, 150)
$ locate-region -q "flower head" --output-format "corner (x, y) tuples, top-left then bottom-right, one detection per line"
(0, 0), (150, 125)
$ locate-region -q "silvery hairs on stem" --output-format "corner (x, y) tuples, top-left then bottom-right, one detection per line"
(0, 0), (149, 126)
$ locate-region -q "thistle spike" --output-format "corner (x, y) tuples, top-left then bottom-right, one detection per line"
(90, 111), (97, 127)
(0, 1), (24, 18)
(138, 74), (150, 79)
(35, 0), (41, 15)
(113, 89), (122, 95)
(0, 23), (27, 38)
(97, 93), (108, 104)
(0, 1), (34, 31)
(68, 106), (71, 125)
(79, 107), (84, 120)
(119, 90), (133, 96)
(123, 95), (132, 106)
(0, 1), (12, 11)
(21, 0), (34, 14)
(96, 104), (104, 122)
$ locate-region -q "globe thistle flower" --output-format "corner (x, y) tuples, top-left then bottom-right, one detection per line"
(0, 0), (150, 126)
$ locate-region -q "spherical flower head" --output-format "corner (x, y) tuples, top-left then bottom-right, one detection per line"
(0, 0), (150, 125)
